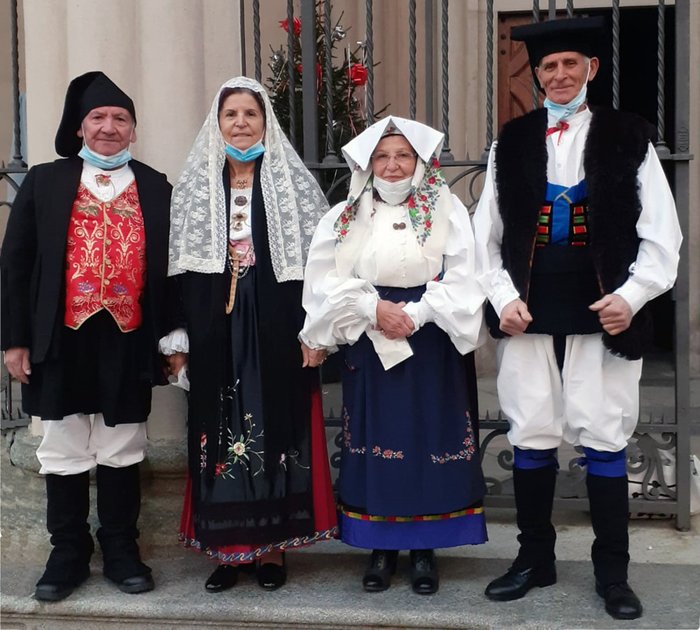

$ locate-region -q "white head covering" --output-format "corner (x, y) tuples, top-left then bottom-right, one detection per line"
(168, 76), (329, 280)
(333, 116), (451, 277)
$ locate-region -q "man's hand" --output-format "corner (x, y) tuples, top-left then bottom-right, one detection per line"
(376, 299), (415, 340)
(301, 342), (327, 368)
(589, 294), (633, 335)
(164, 351), (188, 378)
(499, 299), (533, 336)
(3, 347), (31, 384)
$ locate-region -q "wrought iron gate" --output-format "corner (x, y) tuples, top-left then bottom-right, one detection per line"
(240, 0), (694, 530)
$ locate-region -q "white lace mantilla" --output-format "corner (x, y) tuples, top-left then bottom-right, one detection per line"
(168, 76), (329, 280)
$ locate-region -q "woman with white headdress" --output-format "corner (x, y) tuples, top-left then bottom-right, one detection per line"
(161, 77), (337, 592)
(301, 117), (488, 594)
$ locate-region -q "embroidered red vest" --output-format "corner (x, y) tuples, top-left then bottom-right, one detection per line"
(64, 181), (146, 332)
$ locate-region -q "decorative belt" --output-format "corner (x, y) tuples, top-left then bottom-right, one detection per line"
(225, 239), (255, 314)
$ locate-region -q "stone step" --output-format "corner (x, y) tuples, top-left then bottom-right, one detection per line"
(3, 430), (700, 629)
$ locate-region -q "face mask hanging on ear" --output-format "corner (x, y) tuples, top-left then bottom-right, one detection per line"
(224, 139), (266, 163)
(78, 144), (132, 169)
(77, 124), (134, 169)
(373, 175), (413, 205)
(543, 62), (591, 124)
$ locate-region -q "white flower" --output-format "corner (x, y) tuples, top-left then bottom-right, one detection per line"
(232, 442), (246, 456)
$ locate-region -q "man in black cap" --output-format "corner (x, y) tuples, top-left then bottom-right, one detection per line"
(473, 17), (681, 620)
(1, 71), (172, 601)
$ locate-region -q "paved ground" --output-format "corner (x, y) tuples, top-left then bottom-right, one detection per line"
(2, 431), (699, 630)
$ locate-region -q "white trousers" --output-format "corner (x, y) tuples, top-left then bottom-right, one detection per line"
(36, 413), (148, 475)
(496, 333), (642, 452)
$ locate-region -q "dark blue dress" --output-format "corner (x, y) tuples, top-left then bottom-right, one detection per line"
(337, 285), (487, 550)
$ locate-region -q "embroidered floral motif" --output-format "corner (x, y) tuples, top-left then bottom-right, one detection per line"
(342, 406), (366, 455)
(213, 412), (265, 479)
(333, 177), (373, 242)
(430, 411), (477, 464)
(407, 157), (444, 246)
(372, 445), (404, 460)
(200, 433), (208, 471)
(65, 181), (145, 332)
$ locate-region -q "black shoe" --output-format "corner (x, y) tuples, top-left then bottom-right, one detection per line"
(112, 572), (155, 594)
(410, 549), (439, 595)
(485, 564), (556, 601)
(257, 554), (286, 591)
(35, 563), (91, 602)
(596, 581), (643, 620)
(362, 550), (398, 593)
(205, 564), (238, 593)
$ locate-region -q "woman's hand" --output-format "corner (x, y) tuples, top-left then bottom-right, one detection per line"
(376, 299), (415, 340)
(164, 351), (188, 378)
(301, 342), (327, 368)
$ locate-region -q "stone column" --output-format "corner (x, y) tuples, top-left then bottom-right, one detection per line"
(16, 0), (245, 473)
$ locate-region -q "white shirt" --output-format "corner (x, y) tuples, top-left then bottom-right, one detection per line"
(472, 107), (682, 318)
(300, 194), (485, 365)
(80, 162), (135, 202)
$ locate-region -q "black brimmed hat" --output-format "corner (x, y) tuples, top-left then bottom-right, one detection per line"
(54, 71), (136, 157)
(511, 16), (605, 77)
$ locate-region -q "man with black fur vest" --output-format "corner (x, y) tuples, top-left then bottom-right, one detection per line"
(473, 16), (681, 621)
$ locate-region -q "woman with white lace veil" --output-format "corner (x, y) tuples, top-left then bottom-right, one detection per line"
(162, 77), (336, 592)
(300, 117), (488, 595)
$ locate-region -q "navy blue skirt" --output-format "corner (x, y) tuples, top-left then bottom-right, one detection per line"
(338, 285), (487, 550)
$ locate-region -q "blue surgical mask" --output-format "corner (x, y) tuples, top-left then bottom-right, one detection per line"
(543, 63), (590, 124)
(78, 144), (132, 170)
(224, 138), (265, 163)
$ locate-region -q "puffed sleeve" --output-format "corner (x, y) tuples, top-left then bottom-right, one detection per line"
(299, 204), (379, 352)
(472, 143), (521, 317)
(613, 142), (682, 314)
(401, 194), (486, 354)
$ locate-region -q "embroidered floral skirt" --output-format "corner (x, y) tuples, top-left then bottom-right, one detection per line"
(179, 268), (337, 563)
(338, 285), (487, 550)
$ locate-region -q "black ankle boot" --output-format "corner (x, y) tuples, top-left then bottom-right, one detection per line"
(410, 549), (439, 595)
(35, 472), (94, 602)
(362, 550), (398, 592)
(96, 464), (153, 594)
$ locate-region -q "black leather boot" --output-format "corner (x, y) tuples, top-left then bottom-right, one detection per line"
(35, 472), (94, 602)
(588, 473), (642, 620)
(96, 463), (154, 594)
(485, 465), (557, 601)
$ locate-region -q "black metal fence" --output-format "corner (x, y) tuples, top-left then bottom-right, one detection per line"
(1, 0), (694, 528)
(242, 0), (694, 529)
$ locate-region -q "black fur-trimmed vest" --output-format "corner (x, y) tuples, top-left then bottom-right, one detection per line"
(487, 107), (655, 360)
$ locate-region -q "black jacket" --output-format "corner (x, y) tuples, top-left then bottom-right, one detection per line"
(1, 156), (173, 382)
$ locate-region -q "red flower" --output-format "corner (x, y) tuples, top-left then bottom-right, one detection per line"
(432, 158), (440, 167)
(407, 197), (416, 208)
(279, 17), (301, 37)
(425, 220), (432, 228)
(215, 463), (226, 476)
(340, 229), (347, 236)
(420, 194), (428, 201)
(348, 63), (368, 87)
(422, 205), (429, 213)
(341, 215), (349, 224)
(383, 449), (392, 458)
(428, 176), (436, 185)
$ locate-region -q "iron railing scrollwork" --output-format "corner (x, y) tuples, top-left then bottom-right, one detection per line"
(240, 0), (694, 528)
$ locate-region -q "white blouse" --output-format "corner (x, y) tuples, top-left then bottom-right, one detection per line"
(300, 194), (485, 368)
